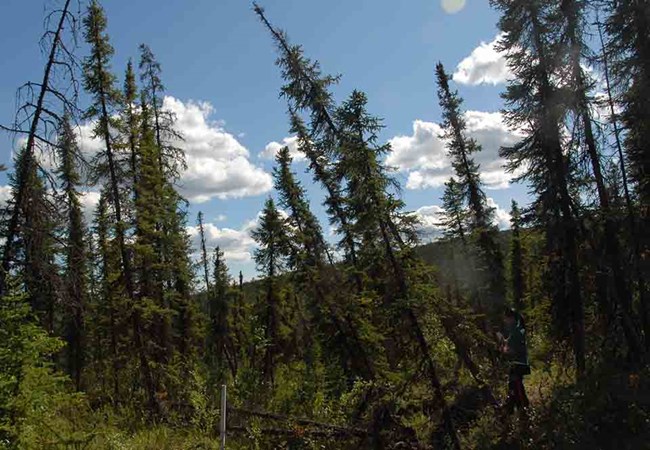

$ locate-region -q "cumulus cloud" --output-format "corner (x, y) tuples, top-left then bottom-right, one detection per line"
(453, 33), (511, 86)
(387, 111), (522, 191)
(412, 198), (511, 242)
(259, 135), (305, 161)
(412, 204), (446, 241)
(387, 120), (446, 172)
(0, 185), (12, 207)
(187, 217), (259, 263)
(74, 96), (272, 204)
(487, 197), (511, 229)
(186, 206), (292, 265)
(164, 97), (272, 202)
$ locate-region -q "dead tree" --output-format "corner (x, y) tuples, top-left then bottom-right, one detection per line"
(0, 0), (80, 297)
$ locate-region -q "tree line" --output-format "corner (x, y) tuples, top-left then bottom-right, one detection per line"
(0, 0), (648, 448)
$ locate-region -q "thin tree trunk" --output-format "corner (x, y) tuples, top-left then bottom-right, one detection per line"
(531, 8), (586, 377)
(0, 0), (72, 296)
(579, 98), (643, 358)
(597, 18), (649, 348)
(91, 26), (159, 413)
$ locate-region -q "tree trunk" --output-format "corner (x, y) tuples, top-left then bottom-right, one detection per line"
(0, 0), (72, 297)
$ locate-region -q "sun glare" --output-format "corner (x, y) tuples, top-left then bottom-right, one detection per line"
(441, 0), (466, 14)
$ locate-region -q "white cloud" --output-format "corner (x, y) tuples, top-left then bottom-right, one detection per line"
(413, 204), (446, 241)
(487, 197), (511, 229)
(163, 97), (272, 202)
(0, 185), (12, 207)
(453, 33), (511, 86)
(77, 122), (104, 160)
(74, 96), (273, 204)
(260, 135), (305, 161)
(411, 198), (510, 241)
(387, 111), (522, 191)
(79, 190), (100, 222)
(186, 207), (290, 265)
(187, 217), (258, 263)
(386, 120), (446, 172)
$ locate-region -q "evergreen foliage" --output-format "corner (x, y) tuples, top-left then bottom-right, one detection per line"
(0, 1), (648, 448)
(436, 63), (506, 308)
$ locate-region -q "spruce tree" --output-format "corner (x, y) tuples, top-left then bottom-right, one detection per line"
(5, 148), (59, 333)
(273, 145), (376, 381)
(139, 44), (185, 180)
(197, 211), (211, 294)
(255, 4), (359, 278)
(207, 246), (230, 388)
(436, 62), (506, 307)
(596, 18), (633, 217)
(440, 177), (468, 245)
(492, 0), (586, 376)
(274, 146), (327, 270)
(82, 0), (159, 411)
(133, 96), (168, 366)
(252, 197), (290, 384)
(0, 0), (77, 297)
(289, 111), (360, 283)
(334, 90), (417, 280)
(558, 0), (643, 357)
(139, 43), (193, 363)
(93, 190), (124, 400)
(606, 0), (650, 212)
(121, 59), (141, 206)
(509, 201), (525, 311)
(166, 203), (196, 363)
(605, 0), (650, 347)
(56, 115), (88, 391)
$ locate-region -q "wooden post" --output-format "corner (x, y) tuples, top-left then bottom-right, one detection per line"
(220, 384), (227, 450)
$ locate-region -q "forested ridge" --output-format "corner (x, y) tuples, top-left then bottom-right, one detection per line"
(0, 0), (648, 448)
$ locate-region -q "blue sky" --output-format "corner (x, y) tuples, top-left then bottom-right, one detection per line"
(0, 0), (530, 279)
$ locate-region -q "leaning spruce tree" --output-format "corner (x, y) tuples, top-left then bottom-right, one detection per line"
(557, 0), (643, 358)
(491, 0), (586, 376)
(605, 0), (650, 348)
(273, 145), (378, 383)
(440, 177), (468, 245)
(0, 0), (77, 298)
(82, 0), (159, 412)
(436, 62), (506, 309)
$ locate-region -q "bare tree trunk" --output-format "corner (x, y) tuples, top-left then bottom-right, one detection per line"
(0, 0), (73, 297)
(597, 19), (649, 349)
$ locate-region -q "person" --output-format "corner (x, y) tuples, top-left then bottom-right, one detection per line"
(497, 307), (530, 414)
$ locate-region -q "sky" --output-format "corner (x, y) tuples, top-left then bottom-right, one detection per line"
(0, 0), (531, 280)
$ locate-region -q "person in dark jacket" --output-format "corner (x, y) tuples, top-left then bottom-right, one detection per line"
(497, 307), (530, 414)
